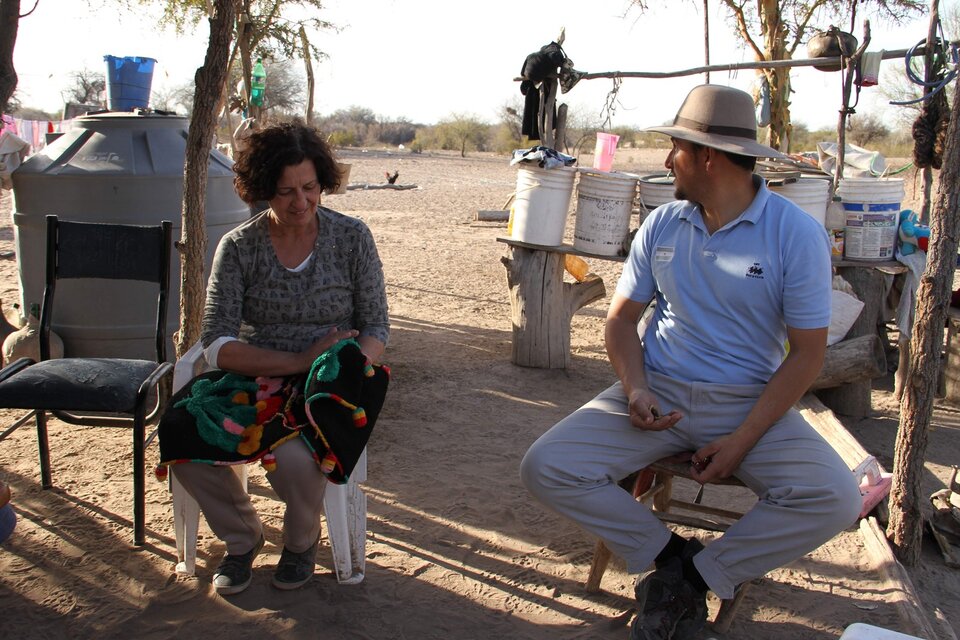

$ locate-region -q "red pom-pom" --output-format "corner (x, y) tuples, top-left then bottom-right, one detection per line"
(262, 454), (277, 473)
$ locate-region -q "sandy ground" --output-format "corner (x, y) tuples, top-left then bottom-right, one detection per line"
(0, 147), (958, 640)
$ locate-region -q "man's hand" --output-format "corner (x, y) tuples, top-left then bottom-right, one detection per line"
(627, 388), (682, 431)
(689, 433), (751, 484)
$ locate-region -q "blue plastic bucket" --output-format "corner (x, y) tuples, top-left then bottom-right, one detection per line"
(103, 55), (156, 111)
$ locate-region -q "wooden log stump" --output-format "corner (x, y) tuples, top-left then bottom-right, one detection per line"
(809, 334), (887, 391)
(816, 266), (890, 416)
(500, 245), (605, 368)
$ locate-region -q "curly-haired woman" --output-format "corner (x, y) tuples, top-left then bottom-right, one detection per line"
(159, 120), (389, 595)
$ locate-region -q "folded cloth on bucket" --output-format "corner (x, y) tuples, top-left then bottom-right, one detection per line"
(510, 145), (577, 169)
(157, 339), (389, 484)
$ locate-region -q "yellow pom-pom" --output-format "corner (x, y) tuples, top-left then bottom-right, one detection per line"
(232, 391), (250, 405)
(321, 454), (336, 474)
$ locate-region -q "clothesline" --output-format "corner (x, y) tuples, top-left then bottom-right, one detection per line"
(0, 115), (76, 155)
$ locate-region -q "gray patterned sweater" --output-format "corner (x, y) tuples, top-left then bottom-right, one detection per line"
(201, 207), (389, 353)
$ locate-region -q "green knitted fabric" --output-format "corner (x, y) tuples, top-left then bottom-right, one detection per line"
(174, 372), (260, 452)
(306, 338), (356, 388)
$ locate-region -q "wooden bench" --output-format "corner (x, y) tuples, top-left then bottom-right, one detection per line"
(583, 393), (917, 635)
(584, 455), (754, 634)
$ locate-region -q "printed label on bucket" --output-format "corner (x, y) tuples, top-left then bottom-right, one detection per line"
(844, 211), (897, 260)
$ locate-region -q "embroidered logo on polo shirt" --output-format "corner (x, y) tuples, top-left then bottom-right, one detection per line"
(746, 263), (764, 279)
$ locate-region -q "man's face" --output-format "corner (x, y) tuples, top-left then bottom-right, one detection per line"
(664, 138), (704, 202)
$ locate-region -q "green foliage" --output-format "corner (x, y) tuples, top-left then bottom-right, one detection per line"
(136, 0), (338, 60)
(315, 105), (377, 146)
(434, 113), (489, 157)
(846, 112), (890, 148)
(327, 130), (358, 148)
(373, 118), (417, 147)
(491, 123), (523, 155)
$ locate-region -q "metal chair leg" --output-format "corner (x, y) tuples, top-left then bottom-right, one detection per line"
(36, 410), (52, 489)
(133, 410), (146, 546)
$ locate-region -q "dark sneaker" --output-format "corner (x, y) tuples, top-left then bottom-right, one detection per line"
(632, 555), (707, 640)
(212, 535), (264, 596)
(272, 539), (318, 590)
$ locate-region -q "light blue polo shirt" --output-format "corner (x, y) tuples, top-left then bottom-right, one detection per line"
(616, 177), (832, 385)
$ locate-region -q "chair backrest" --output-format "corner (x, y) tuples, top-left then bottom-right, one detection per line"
(40, 215), (173, 362)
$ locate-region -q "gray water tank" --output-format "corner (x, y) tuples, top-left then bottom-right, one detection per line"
(11, 112), (249, 359)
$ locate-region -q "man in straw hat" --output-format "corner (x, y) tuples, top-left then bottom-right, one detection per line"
(521, 84), (861, 639)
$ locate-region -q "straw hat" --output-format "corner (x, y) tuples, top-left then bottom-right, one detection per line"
(646, 84), (786, 159)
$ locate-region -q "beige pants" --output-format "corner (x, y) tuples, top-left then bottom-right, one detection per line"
(172, 437), (328, 555)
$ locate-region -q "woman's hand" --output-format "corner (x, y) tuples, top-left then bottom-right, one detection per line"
(303, 327), (359, 365)
(626, 387), (682, 431)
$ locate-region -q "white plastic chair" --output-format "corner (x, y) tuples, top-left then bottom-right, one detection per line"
(169, 341), (367, 584)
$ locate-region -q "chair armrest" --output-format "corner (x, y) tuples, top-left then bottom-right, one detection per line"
(0, 357), (35, 383)
(172, 342), (213, 393)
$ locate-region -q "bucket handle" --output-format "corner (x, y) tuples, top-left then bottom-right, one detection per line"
(515, 181), (546, 196)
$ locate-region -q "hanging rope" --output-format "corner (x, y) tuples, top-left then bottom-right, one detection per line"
(891, 26), (957, 170)
(599, 76), (623, 130)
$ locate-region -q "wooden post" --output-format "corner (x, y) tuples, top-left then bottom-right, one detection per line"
(500, 246), (604, 368)
(538, 77), (558, 150)
(555, 103), (568, 154)
(833, 22), (871, 193)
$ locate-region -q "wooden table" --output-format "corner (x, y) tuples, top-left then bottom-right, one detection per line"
(498, 237), (907, 415)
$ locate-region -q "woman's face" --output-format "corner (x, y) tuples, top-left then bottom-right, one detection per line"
(269, 159), (321, 228)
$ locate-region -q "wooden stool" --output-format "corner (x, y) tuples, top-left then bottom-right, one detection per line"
(584, 456), (755, 634)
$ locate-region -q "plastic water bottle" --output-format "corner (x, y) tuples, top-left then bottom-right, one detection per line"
(251, 58), (266, 107)
(825, 197), (846, 261)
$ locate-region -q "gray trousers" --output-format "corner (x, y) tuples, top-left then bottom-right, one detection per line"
(519, 371), (861, 599)
(172, 437), (328, 555)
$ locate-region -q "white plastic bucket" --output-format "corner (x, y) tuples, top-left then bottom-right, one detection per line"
(638, 174), (676, 221)
(768, 177), (831, 226)
(509, 165), (576, 246)
(573, 169), (639, 256)
(837, 177), (904, 261)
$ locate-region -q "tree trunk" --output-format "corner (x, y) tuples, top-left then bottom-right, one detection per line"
(0, 0), (20, 113)
(888, 71), (960, 565)
(237, 1), (255, 119)
(920, 0), (940, 223)
(759, 1), (790, 150)
(300, 25), (314, 124)
(176, 0), (236, 359)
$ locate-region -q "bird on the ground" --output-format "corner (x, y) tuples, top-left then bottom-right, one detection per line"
(385, 170), (400, 184)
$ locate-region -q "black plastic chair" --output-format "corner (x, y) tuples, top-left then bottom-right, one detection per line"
(0, 215), (174, 545)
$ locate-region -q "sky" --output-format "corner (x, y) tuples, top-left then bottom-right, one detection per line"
(10, 0), (955, 132)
